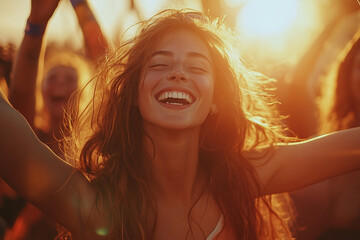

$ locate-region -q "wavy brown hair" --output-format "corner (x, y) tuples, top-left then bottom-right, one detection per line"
(317, 31), (360, 134)
(63, 9), (294, 239)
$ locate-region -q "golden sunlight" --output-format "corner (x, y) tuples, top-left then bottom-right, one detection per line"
(237, 0), (299, 37)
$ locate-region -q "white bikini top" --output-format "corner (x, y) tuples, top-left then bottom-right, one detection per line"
(206, 215), (224, 240)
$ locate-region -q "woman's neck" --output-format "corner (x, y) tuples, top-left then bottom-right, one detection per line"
(143, 125), (203, 206)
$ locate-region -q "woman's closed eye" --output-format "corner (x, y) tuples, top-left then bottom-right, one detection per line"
(188, 66), (208, 73)
(186, 58), (211, 74)
(149, 63), (170, 70)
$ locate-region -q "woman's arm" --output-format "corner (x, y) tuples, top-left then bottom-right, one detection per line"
(255, 128), (360, 195)
(0, 88), (102, 238)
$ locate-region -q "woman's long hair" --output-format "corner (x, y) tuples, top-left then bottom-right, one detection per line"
(318, 31), (360, 134)
(63, 9), (294, 239)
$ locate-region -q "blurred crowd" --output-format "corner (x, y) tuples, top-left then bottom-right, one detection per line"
(0, 0), (359, 239)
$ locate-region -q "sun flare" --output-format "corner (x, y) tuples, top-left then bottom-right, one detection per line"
(237, 0), (299, 37)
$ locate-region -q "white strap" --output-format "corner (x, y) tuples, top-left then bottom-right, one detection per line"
(206, 215), (224, 240)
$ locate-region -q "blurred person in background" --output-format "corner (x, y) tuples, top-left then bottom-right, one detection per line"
(9, 0), (108, 157)
(3, 0), (108, 239)
(291, 31), (360, 240)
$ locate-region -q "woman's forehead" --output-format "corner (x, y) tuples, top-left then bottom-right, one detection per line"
(151, 29), (211, 59)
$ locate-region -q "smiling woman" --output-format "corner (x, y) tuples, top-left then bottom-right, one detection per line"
(61, 10), (294, 239)
(0, 8), (359, 240)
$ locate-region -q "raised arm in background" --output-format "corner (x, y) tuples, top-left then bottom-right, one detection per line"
(8, 0), (60, 126)
(71, 0), (108, 60)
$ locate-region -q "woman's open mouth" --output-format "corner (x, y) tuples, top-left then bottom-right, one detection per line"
(156, 90), (195, 106)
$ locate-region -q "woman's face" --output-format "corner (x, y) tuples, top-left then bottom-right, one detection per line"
(42, 65), (79, 119)
(138, 29), (215, 131)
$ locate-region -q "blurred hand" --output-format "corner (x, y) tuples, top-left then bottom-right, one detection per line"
(28, 0), (61, 25)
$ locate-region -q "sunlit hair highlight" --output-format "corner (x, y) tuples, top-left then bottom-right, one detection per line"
(64, 9), (294, 239)
(317, 31), (360, 134)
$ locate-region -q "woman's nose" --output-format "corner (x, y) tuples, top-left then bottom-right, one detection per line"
(167, 65), (188, 81)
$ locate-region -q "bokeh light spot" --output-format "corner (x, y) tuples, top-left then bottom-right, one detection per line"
(96, 227), (109, 236)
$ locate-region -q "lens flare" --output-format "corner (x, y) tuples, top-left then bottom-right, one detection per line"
(96, 227), (109, 236)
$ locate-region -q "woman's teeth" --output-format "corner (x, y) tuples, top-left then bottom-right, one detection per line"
(157, 91), (194, 105)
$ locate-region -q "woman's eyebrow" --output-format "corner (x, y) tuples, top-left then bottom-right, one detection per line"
(150, 50), (173, 58)
(187, 52), (211, 65)
(150, 51), (211, 65)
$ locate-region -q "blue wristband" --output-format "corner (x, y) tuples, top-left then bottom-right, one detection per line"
(25, 20), (45, 36)
(70, 0), (85, 8)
